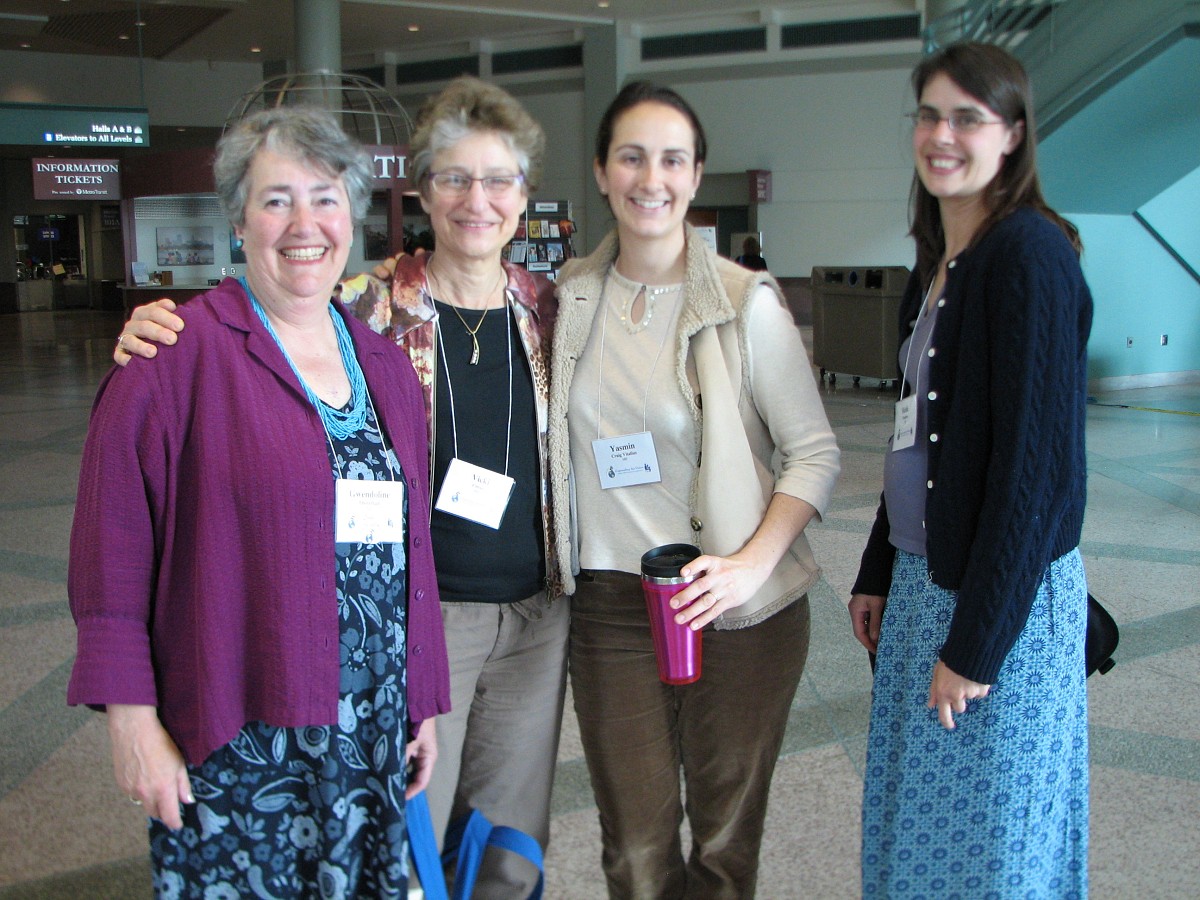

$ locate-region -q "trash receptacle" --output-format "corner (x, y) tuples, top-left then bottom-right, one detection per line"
(810, 265), (908, 388)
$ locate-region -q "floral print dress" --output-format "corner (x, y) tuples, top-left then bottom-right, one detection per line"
(150, 411), (411, 900)
(861, 548), (1089, 899)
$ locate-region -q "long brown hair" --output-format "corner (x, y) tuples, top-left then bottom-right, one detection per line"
(909, 42), (1081, 283)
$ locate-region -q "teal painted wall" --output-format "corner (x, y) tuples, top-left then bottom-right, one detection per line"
(1139, 166), (1200, 276)
(1074, 212), (1200, 381)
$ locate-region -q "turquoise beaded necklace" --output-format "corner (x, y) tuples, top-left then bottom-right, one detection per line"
(242, 277), (369, 440)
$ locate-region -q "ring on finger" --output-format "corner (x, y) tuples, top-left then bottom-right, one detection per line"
(116, 334), (127, 351)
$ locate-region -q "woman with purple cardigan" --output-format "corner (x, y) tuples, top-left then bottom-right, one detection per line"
(68, 106), (449, 899)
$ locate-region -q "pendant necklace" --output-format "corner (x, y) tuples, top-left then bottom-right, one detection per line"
(450, 304), (488, 365)
(429, 264), (507, 365)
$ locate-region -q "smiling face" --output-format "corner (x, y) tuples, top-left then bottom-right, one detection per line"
(420, 129), (527, 267)
(913, 72), (1023, 212)
(235, 148), (353, 308)
(594, 100), (703, 247)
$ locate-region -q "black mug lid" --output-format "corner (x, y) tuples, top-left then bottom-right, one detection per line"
(641, 543), (700, 578)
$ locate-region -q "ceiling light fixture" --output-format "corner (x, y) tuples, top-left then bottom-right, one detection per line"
(250, 46), (262, 53)
(407, 24), (420, 32)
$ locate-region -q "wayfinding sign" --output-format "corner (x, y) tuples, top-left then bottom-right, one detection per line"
(32, 159), (121, 199)
(0, 103), (149, 147)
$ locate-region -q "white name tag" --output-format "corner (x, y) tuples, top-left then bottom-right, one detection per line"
(591, 431), (662, 489)
(335, 478), (406, 544)
(434, 458), (516, 530)
(892, 394), (917, 451)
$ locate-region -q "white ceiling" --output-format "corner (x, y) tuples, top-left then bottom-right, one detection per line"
(0, 1), (921, 65)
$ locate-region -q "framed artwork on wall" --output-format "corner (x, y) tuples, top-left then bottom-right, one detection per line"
(156, 226), (214, 266)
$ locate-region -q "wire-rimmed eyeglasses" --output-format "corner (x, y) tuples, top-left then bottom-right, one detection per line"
(907, 108), (1006, 134)
(427, 171), (526, 197)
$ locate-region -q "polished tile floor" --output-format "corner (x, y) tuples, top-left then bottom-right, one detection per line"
(1, 309), (1197, 898)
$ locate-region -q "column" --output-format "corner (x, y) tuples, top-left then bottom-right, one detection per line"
(580, 24), (629, 254)
(295, 0), (341, 74)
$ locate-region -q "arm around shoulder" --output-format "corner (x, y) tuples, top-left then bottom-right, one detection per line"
(113, 298), (184, 365)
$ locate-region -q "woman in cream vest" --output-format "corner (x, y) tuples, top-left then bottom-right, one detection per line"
(547, 82), (840, 898)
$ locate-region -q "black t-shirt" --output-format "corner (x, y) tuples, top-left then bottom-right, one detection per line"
(430, 298), (544, 602)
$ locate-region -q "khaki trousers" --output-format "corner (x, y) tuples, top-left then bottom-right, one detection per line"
(424, 591), (570, 900)
(570, 570), (809, 899)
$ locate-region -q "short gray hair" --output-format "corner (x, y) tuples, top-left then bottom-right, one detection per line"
(409, 77), (544, 196)
(214, 106), (374, 228)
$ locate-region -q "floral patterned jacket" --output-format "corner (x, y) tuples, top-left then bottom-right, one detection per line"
(339, 255), (562, 597)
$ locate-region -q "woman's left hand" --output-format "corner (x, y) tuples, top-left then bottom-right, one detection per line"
(928, 660), (991, 730)
(404, 718), (437, 800)
(672, 494), (818, 631)
(671, 551), (772, 630)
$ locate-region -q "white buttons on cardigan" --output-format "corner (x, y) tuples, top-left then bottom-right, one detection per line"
(937, 298), (946, 308)
(927, 480), (934, 489)
(929, 433), (939, 442)
(927, 390), (938, 400)
(947, 260), (956, 268)
(927, 347), (936, 357)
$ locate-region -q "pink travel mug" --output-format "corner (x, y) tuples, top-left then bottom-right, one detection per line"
(641, 543), (703, 685)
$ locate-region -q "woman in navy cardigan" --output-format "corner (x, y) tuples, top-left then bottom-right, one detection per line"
(849, 43), (1093, 898)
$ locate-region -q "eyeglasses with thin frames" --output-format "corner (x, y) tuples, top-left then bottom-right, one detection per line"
(427, 171), (526, 197)
(907, 108), (1007, 134)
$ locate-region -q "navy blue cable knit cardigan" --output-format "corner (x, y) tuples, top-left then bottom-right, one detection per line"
(851, 206), (1093, 684)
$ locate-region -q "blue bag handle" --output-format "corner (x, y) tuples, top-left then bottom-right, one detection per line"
(409, 790), (544, 900)
(407, 791), (449, 900)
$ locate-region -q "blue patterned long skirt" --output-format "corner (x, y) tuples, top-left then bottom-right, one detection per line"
(862, 549), (1089, 900)
(149, 416), (411, 899)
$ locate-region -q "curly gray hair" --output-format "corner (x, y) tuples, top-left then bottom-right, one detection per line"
(409, 76), (545, 196)
(214, 106), (374, 228)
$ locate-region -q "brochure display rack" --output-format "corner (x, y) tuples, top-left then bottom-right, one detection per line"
(505, 200), (576, 280)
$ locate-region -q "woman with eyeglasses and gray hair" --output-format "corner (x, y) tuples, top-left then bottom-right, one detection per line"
(69, 105), (450, 897)
(115, 77), (563, 899)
